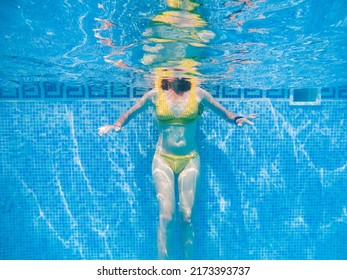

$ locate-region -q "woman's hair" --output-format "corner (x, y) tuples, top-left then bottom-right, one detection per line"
(161, 78), (191, 92)
(161, 79), (170, 90)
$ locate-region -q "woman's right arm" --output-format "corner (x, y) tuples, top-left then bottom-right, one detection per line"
(98, 89), (156, 136)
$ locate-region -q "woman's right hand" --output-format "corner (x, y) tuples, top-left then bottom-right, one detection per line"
(98, 124), (121, 136)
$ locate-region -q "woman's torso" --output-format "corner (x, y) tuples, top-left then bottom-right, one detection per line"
(152, 87), (202, 155)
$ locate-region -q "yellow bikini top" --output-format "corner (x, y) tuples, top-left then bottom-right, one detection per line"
(155, 88), (203, 126)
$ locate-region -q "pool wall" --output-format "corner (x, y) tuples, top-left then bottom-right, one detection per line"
(0, 84), (346, 260)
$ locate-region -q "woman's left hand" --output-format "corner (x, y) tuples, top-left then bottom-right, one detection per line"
(234, 114), (258, 127)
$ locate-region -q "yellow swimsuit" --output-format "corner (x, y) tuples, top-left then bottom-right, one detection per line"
(159, 152), (198, 174)
(155, 88), (203, 174)
(156, 87), (203, 126)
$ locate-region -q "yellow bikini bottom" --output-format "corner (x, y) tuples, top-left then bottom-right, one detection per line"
(158, 151), (198, 174)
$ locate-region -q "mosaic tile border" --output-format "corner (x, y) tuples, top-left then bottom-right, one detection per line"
(0, 82), (346, 101)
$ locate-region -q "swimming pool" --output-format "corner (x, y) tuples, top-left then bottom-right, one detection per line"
(0, 0), (346, 260)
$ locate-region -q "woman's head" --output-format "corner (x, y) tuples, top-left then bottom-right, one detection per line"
(161, 77), (191, 92)
(155, 67), (196, 92)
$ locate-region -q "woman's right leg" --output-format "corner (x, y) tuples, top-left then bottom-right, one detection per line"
(152, 153), (175, 259)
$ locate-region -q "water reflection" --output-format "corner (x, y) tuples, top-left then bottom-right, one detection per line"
(165, 0), (200, 11)
(93, 5), (133, 69)
(91, 0), (345, 88)
(142, 0), (215, 77)
(93, 0), (216, 78)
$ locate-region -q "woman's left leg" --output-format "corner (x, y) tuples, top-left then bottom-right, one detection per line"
(177, 155), (200, 259)
(152, 153), (175, 259)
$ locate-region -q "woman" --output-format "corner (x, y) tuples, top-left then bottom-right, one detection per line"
(98, 74), (257, 259)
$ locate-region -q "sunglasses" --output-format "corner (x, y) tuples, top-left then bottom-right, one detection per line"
(161, 78), (191, 92)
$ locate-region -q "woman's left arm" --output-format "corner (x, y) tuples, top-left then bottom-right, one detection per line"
(197, 87), (257, 127)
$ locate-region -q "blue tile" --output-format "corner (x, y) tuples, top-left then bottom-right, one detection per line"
(1, 91), (347, 260)
(22, 83), (41, 99)
(65, 84), (85, 98)
(43, 82), (63, 98)
(338, 86), (347, 99)
(88, 84), (108, 99)
(265, 89), (286, 98)
(222, 87), (241, 98)
(244, 88), (263, 98)
(202, 84), (220, 98)
(133, 86), (151, 98)
(0, 87), (19, 99)
(110, 83), (130, 98)
(321, 87), (336, 99)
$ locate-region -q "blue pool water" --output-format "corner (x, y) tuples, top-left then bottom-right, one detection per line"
(1, 0), (347, 260)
